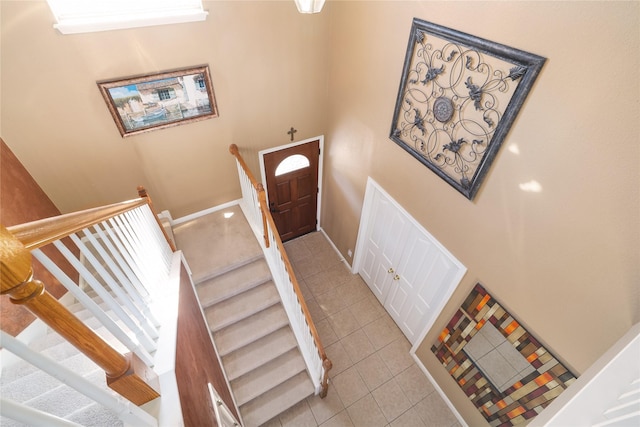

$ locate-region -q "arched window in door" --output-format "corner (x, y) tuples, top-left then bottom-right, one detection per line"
(275, 154), (310, 176)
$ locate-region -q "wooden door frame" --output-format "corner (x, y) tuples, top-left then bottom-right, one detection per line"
(258, 135), (324, 233)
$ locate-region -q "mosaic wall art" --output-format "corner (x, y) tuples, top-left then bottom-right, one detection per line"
(431, 284), (577, 426)
(390, 18), (546, 200)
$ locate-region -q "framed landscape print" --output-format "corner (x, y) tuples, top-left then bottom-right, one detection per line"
(98, 65), (218, 137)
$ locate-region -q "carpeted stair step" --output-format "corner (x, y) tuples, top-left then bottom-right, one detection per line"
(205, 281), (281, 332)
(222, 326), (298, 381)
(231, 348), (307, 406)
(196, 258), (271, 307)
(212, 304), (289, 357)
(239, 371), (315, 427)
(66, 401), (123, 426)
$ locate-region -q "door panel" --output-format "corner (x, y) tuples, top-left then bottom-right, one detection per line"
(356, 180), (466, 345)
(361, 191), (412, 303)
(264, 140), (319, 241)
(391, 234), (460, 343)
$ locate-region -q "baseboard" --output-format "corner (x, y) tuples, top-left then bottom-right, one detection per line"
(172, 199), (242, 226)
(317, 227), (352, 271)
(410, 351), (468, 427)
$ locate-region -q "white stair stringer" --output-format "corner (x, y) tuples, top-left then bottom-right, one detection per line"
(196, 256), (315, 427)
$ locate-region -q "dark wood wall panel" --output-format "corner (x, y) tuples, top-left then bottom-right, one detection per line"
(175, 263), (239, 426)
(1, 139), (73, 336)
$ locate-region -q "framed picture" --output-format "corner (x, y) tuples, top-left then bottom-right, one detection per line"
(390, 19), (546, 200)
(431, 284), (576, 426)
(98, 65), (218, 137)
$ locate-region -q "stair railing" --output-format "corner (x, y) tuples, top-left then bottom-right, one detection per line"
(0, 188), (175, 412)
(229, 144), (332, 397)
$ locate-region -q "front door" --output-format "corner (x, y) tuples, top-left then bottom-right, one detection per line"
(263, 139), (319, 242)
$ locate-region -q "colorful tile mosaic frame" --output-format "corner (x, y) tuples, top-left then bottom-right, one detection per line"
(431, 284), (577, 426)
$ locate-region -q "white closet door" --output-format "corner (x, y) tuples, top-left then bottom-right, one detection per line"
(386, 231), (460, 344)
(355, 178), (466, 346)
(358, 190), (412, 303)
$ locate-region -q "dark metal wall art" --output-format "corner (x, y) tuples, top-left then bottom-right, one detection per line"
(390, 19), (546, 200)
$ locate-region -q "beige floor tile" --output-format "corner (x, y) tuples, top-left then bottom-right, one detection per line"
(355, 353), (393, 392)
(279, 399), (318, 427)
(332, 366), (369, 407)
(315, 288), (351, 316)
(307, 387), (345, 425)
(340, 276), (371, 306)
(395, 364), (436, 405)
(414, 392), (459, 427)
(297, 278), (315, 302)
(306, 296), (327, 322)
(328, 308), (361, 339)
(302, 233), (337, 256)
(319, 410), (354, 427)
(346, 395), (387, 427)
(349, 298), (385, 328)
(389, 406), (427, 427)
(305, 271), (344, 299)
(371, 378), (412, 422)
(316, 318), (339, 347)
(340, 329), (376, 363)
(284, 232), (458, 426)
(363, 316), (404, 350)
(325, 340), (353, 377)
(284, 238), (313, 263)
(296, 259), (331, 280)
(306, 262), (352, 291)
(377, 337), (414, 376)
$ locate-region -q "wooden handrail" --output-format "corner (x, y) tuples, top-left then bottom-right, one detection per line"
(229, 144), (271, 247)
(256, 184), (270, 248)
(7, 198), (148, 250)
(229, 144), (332, 396)
(257, 188), (327, 361)
(229, 144), (260, 184)
(0, 225), (160, 405)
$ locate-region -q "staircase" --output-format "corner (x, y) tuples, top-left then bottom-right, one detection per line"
(173, 205), (315, 427)
(1, 293), (130, 427)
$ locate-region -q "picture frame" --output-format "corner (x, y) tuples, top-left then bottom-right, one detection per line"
(97, 65), (218, 137)
(390, 19), (546, 200)
(431, 284), (576, 426)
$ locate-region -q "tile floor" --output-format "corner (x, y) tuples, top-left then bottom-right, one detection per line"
(260, 231), (462, 427)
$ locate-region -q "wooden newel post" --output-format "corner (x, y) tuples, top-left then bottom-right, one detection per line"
(0, 225), (160, 405)
(320, 357), (333, 398)
(137, 185), (176, 252)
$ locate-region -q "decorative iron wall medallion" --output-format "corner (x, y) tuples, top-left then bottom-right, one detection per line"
(431, 284), (577, 426)
(390, 19), (546, 199)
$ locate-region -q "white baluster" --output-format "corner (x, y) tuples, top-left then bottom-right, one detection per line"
(0, 332), (157, 427)
(33, 249), (154, 367)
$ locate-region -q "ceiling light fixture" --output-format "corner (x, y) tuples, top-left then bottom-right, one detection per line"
(294, 0), (325, 14)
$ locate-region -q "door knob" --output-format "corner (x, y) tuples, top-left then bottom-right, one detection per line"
(388, 267), (394, 273)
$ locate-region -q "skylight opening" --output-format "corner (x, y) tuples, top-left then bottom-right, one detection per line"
(46, 0), (208, 34)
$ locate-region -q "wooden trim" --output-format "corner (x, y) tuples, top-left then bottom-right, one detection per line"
(255, 184), (270, 248)
(0, 225), (159, 405)
(229, 144), (260, 184)
(7, 198), (148, 251)
(229, 144), (332, 387)
(262, 208), (327, 361)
